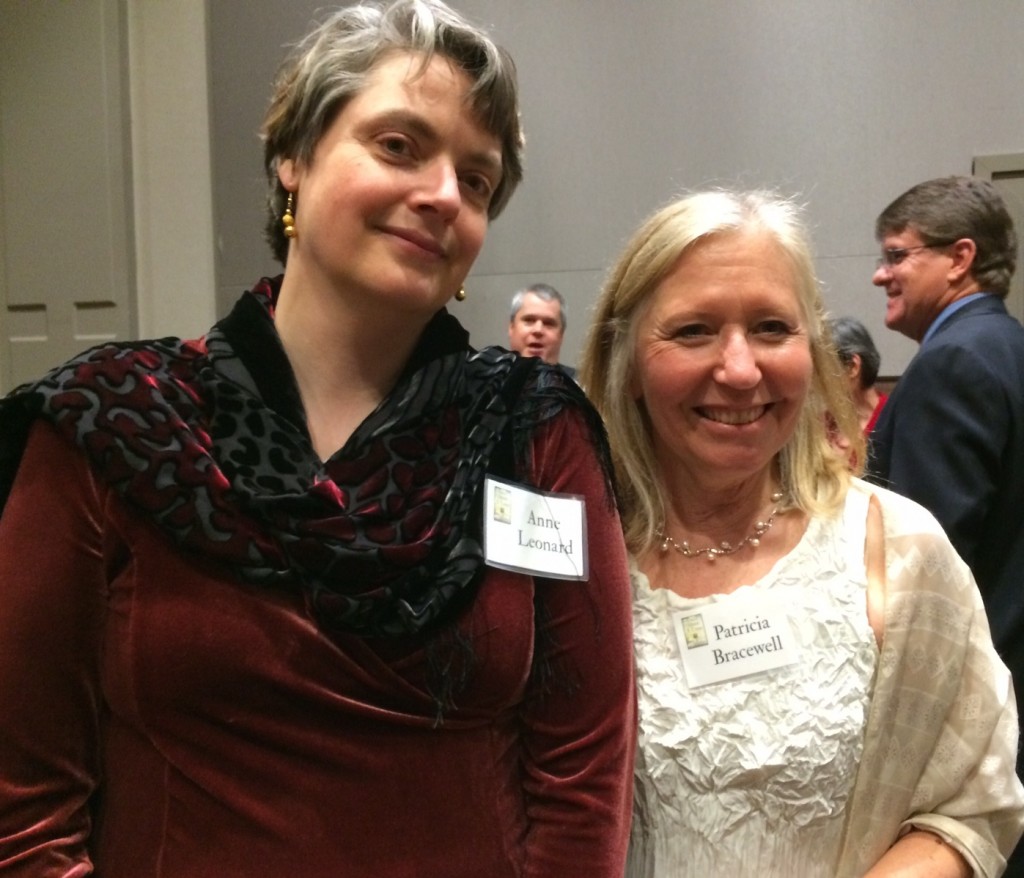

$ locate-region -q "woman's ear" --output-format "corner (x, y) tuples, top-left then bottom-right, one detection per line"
(278, 157), (299, 190)
(848, 353), (863, 381)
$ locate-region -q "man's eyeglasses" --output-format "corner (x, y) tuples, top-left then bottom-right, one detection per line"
(876, 241), (956, 270)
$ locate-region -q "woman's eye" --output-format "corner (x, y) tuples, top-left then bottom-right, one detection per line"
(379, 135), (412, 157)
(756, 320), (793, 336)
(461, 173), (494, 201)
(673, 324), (709, 339)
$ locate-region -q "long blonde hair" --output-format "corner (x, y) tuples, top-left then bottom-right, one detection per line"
(579, 190), (860, 554)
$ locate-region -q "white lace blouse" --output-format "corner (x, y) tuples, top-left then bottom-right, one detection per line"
(627, 485), (878, 877)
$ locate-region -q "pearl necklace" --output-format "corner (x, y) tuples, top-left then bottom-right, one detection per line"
(657, 492), (784, 562)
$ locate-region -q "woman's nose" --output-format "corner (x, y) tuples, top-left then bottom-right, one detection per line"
(715, 334), (761, 388)
(414, 159), (461, 221)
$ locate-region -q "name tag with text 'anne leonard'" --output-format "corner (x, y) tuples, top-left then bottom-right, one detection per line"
(483, 476), (588, 580)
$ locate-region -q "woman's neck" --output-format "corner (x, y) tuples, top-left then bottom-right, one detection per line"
(273, 272), (429, 460)
(641, 465), (807, 599)
(661, 466), (780, 539)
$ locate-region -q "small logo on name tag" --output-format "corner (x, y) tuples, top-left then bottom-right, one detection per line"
(483, 476), (588, 581)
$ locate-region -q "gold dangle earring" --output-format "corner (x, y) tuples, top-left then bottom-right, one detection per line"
(455, 286), (467, 302)
(282, 192), (297, 239)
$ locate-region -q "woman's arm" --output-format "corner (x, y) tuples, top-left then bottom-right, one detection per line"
(864, 830), (970, 877)
(844, 485), (1024, 877)
(516, 408), (636, 878)
(0, 422), (106, 876)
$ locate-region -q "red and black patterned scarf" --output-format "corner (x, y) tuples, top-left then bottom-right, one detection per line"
(0, 278), (606, 639)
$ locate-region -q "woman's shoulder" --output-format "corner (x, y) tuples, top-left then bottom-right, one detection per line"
(2, 417), (105, 525)
(850, 479), (976, 608)
(848, 477), (948, 539)
(472, 349), (605, 448)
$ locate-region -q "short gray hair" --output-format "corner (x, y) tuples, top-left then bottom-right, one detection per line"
(509, 283), (567, 330)
(262, 0), (524, 264)
(827, 315), (881, 388)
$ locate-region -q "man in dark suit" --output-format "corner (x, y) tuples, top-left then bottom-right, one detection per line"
(868, 175), (1024, 873)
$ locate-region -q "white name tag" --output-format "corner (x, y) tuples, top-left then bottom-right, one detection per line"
(672, 592), (798, 688)
(483, 477), (588, 580)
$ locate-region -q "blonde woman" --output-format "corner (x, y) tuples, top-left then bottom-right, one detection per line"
(580, 190), (1023, 877)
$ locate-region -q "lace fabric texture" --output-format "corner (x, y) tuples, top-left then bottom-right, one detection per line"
(627, 493), (879, 878)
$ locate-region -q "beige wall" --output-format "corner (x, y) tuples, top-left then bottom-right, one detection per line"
(208, 1), (1024, 375)
(4, 1), (1023, 389)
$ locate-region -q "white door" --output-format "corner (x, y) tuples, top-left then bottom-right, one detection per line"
(0, 0), (134, 394)
(974, 153), (1024, 325)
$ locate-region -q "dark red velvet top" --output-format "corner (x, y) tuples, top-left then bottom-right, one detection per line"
(0, 414), (635, 877)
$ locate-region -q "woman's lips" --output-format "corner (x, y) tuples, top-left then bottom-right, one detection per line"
(697, 405), (768, 425)
(383, 226), (446, 258)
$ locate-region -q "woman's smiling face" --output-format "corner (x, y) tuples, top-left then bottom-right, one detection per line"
(277, 52), (503, 317)
(631, 229), (813, 485)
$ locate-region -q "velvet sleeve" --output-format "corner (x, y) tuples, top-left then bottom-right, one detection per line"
(0, 421), (106, 876)
(516, 408), (636, 878)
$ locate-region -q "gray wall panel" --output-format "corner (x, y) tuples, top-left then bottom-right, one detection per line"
(208, 0), (1024, 373)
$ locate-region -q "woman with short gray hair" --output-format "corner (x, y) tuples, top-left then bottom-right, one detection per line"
(0, 2), (635, 874)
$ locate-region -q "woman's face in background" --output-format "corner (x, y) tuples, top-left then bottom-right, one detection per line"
(630, 230), (813, 486)
(278, 52), (503, 317)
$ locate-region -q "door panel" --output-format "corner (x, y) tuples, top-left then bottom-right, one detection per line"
(0, 0), (134, 392)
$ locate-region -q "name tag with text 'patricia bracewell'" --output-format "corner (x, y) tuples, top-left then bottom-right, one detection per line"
(483, 476), (588, 581)
(672, 592), (799, 688)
